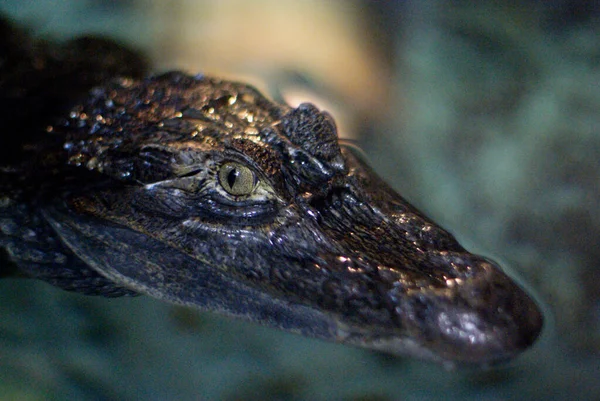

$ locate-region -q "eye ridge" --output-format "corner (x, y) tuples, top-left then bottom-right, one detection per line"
(218, 161), (257, 196)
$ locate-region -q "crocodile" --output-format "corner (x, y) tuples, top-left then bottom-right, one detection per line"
(0, 18), (542, 366)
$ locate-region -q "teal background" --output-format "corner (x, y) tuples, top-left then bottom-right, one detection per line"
(1, 1), (598, 400)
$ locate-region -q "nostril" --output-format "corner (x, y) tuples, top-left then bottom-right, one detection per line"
(427, 300), (543, 364)
(411, 265), (544, 364)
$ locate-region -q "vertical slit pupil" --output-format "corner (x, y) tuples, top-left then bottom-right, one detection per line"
(227, 168), (239, 189)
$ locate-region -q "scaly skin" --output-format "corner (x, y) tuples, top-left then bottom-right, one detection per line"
(0, 20), (542, 366)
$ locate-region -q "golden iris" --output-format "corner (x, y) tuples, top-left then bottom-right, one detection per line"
(218, 162), (257, 196)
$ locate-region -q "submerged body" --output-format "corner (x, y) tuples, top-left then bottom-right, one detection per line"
(0, 20), (542, 366)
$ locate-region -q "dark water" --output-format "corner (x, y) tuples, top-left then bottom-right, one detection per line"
(1, 1), (598, 400)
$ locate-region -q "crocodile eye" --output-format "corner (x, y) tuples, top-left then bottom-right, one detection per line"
(218, 162), (257, 196)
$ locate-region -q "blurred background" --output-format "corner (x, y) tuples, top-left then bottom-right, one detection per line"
(0, 1), (598, 400)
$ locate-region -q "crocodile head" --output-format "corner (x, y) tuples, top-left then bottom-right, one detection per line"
(43, 72), (543, 366)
